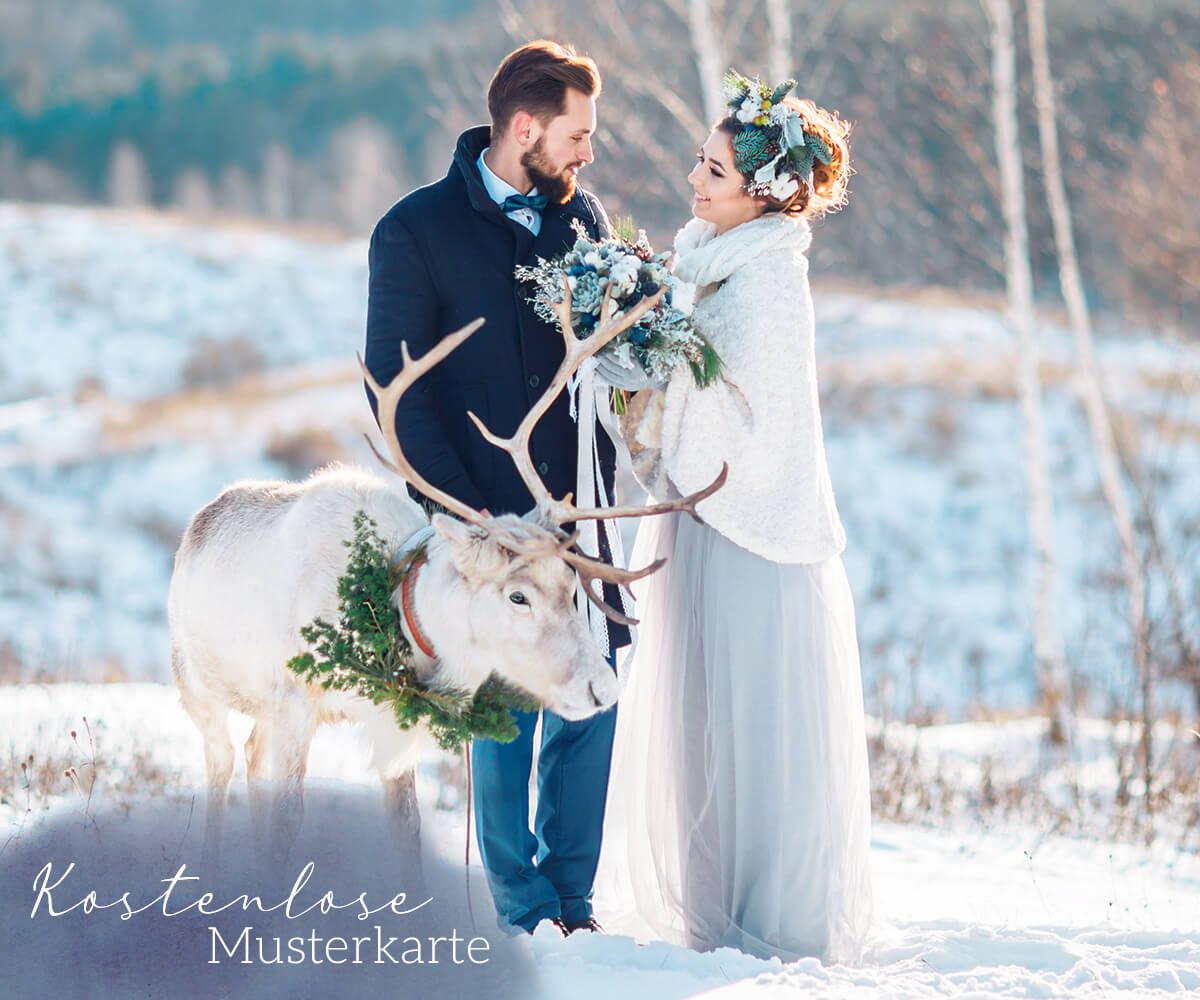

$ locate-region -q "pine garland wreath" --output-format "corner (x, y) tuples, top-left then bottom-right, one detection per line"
(721, 67), (834, 198)
(286, 511), (535, 753)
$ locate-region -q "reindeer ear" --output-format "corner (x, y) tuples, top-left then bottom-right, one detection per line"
(431, 512), (476, 546)
(521, 505), (557, 531)
(431, 513), (510, 584)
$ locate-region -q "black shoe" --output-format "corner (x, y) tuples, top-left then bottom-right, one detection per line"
(552, 915), (604, 936)
(526, 916), (570, 936)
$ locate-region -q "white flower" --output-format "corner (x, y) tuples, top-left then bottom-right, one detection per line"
(736, 95), (761, 123)
(609, 256), (640, 295)
(753, 151), (786, 186)
(769, 103), (790, 126)
(768, 173), (800, 200)
(584, 251), (602, 268)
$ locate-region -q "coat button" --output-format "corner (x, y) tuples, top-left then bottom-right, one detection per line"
(537, 461), (550, 475)
(529, 375), (541, 388)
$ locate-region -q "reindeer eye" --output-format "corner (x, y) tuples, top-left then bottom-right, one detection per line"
(509, 591), (529, 606)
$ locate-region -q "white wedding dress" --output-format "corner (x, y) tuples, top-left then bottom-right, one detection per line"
(596, 214), (874, 964)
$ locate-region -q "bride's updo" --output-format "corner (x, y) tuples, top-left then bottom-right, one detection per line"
(717, 94), (851, 218)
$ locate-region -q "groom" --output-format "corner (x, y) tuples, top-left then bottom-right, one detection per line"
(363, 40), (628, 935)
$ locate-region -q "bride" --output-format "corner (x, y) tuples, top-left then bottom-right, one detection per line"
(598, 73), (873, 964)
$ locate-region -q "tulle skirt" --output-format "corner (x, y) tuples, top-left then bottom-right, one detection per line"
(598, 512), (874, 964)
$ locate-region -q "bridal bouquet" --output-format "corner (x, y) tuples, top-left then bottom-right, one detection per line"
(516, 219), (722, 389)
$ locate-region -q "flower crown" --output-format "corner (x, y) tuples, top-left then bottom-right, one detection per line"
(722, 69), (833, 201)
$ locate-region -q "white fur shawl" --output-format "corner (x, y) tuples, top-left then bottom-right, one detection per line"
(648, 212), (847, 564)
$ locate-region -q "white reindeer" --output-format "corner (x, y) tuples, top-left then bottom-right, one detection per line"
(169, 290), (726, 866)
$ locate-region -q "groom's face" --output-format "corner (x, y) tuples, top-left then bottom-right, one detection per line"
(521, 88), (596, 204)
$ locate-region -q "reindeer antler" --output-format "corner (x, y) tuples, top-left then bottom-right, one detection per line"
(467, 277), (665, 525)
(358, 317), (488, 527)
(559, 548), (666, 626)
(361, 277), (730, 625)
(551, 465), (729, 625)
(566, 463), (729, 524)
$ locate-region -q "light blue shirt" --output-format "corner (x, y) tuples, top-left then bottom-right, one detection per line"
(477, 148), (542, 236)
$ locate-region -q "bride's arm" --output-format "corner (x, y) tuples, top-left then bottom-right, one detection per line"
(659, 256), (815, 496)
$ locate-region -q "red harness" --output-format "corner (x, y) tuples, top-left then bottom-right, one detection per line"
(399, 551), (437, 660)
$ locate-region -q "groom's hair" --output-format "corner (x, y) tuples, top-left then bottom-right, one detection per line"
(488, 40), (601, 133)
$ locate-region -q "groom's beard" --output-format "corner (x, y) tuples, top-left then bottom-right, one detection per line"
(521, 136), (579, 205)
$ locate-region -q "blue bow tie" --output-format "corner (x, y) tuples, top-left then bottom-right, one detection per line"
(500, 191), (548, 214)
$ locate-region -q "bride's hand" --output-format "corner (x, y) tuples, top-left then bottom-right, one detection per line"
(593, 353), (666, 391)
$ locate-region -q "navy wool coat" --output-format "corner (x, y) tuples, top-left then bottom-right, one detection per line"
(364, 125), (630, 648)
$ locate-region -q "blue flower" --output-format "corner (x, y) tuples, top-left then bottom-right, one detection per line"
(628, 326), (649, 346)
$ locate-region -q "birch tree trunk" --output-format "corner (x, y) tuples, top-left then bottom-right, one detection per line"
(1025, 0), (1151, 786)
(686, 0), (726, 127)
(766, 0), (794, 84)
(984, 0), (1070, 743)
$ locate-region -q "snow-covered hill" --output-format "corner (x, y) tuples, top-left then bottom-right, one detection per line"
(2, 202), (1199, 722)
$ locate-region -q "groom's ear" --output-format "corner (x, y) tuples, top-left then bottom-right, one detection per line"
(510, 109), (538, 147)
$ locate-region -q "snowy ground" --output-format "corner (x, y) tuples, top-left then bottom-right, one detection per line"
(1, 682), (1198, 998)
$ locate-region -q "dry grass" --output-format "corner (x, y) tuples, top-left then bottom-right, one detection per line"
(869, 720), (1200, 849)
(264, 428), (350, 479)
(811, 278), (1011, 314)
(180, 334), (266, 390)
(0, 712), (184, 859)
(97, 362), (361, 451)
(78, 204), (350, 245)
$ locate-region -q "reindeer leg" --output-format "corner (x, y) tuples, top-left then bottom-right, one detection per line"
(382, 769), (427, 895)
(267, 690), (317, 866)
(244, 721), (272, 861)
(177, 678), (234, 875)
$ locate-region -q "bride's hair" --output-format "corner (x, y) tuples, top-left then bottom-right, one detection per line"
(717, 96), (852, 218)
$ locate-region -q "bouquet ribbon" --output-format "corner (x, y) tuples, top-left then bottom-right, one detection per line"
(568, 356), (637, 659)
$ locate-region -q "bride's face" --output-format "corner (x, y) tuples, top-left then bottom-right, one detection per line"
(688, 130), (764, 234)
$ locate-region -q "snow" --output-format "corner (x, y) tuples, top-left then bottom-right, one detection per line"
(3, 203), (1198, 721)
(1, 682), (1197, 997)
(0, 203), (364, 403)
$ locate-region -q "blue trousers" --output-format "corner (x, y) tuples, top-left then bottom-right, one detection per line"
(470, 652), (618, 932)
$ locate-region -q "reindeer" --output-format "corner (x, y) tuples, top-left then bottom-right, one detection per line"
(168, 282), (726, 867)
